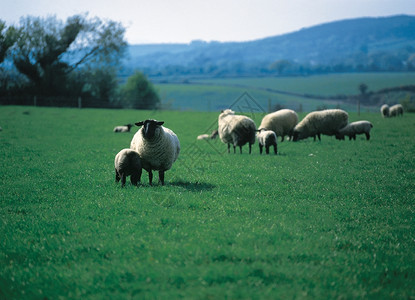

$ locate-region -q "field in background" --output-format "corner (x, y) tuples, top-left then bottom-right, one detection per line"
(156, 72), (415, 112)
(0, 106), (414, 299)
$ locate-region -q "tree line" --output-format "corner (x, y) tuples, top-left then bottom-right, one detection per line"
(0, 14), (160, 109)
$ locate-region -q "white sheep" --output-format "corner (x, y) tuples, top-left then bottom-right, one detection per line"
(380, 104), (390, 118)
(114, 149), (142, 187)
(389, 104), (404, 117)
(130, 119), (180, 185)
(258, 109), (298, 142)
(292, 109), (349, 141)
(336, 121), (373, 141)
(256, 129), (278, 154)
(218, 109), (256, 154)
(113, 124), (133, 133)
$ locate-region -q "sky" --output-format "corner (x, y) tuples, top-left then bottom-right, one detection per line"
(2, 0), (415, 44)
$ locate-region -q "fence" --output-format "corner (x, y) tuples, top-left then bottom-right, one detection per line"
(0, 96), (122, 109)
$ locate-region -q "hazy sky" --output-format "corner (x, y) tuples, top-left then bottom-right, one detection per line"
(2, 0), (415, 44)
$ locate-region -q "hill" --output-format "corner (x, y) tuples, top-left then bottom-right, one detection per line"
(123, 15), (415, 78)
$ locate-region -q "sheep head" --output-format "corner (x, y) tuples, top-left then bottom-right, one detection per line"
(135, 120), (164, 139)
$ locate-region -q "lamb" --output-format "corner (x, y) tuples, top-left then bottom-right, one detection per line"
(292, 109), (349, 141)
(256, 129), (278, 154)
(380, 104), (390, 118)
(335, 121), (373, 141)
(389, 104), (404, 117)
(258, 109), (298, 142)
(218, 109), (256, 154)
(113, 124), (133, 133)
(130, 119), (180, 185)
(114, 149), (142, 187)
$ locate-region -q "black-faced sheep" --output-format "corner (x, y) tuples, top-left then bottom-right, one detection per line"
(130, 119), (180, 185)
(218, 109), (256, 154)
(389, 104), (404, 117)
(257, 129), (278, 154)
(114, 124), (133, 133)
(114, 149), (142, 187)
(380, 104), (390, 118)
(336, 121), (373, 141)
(258, 109), (298, 142)
(292, 109), (349, 142)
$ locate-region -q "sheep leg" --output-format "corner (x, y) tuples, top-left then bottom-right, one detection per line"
(115, 169), (121, 183)
(265, 146), (270, 154)
(280, 136), (284, 142)
(365, 133), (370, 140)
(131, 172), (140, 186)
(234, 145), (237, 154)
(259, 144), (263, 154)
(148, 170), (153, 186)
(317, 134), (321, 141)
(121, 173), (126, 187)
(227, 143), (230, 153)
(249, 144), (252, 154)
(159, 171), (165, 185)
(273, 144), (278, 155)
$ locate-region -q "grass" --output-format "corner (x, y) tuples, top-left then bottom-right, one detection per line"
(156, 72), (415, 112)
(0, 105), (414, 299)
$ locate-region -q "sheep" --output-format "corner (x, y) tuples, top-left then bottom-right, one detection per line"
(389, 104), (404, 117)
(256, 129), (278, 154)
(292, 109), (349, 142)
(258, 109), (298, 142)
(336, 121), (373, 141)
(380, 104), (390, 118)
(113, 124), (133, 133)
(197, 129), (219, 140)
(130, 119), (180, 185)
(218, 109), (256, 154)
(114, 149), (142, 187)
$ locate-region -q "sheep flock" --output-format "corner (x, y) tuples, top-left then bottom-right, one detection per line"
(112, 103), (403, 186)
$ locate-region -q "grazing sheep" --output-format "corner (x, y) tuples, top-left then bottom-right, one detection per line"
(197, 129), (219, 140)
(257, 129), (278, 154)
(336, 121), (373, 141)
(130, 119), (180, 185)
(292, 109), (349, 141)
(389, 104), (404, 117)
(114, 124), (133, 133)
(380, 104), (390, 118)
(218, 109), (256, 154)
(114, 149), (142, 187)
(258, 109), (298, 142)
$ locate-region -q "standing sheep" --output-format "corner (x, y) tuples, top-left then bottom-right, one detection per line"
(114, 149), (142, 187)
(130, 119), (180, 185)
(258, 109), (298, 142)
(292, 109), (349, 141)
(114, 124), (133, 133)
(389, 104), (404, 117)
(336, 121), (373, 141)
(218, 109), (256, 154)
(257, 129), (278, 154)
(380, 104), (390, 118)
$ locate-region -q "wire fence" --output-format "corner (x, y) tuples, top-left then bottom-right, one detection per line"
(0, 96), (122, 109)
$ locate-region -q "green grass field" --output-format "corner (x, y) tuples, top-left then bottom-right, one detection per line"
(1, 105), (414, 299)
(156, 72), (415, 112)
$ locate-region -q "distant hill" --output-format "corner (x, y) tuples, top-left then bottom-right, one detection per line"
(123, 15), (415, 78)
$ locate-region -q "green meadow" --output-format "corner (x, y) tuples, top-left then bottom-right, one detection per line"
(156, 72), (415, 112)
(1, 105), (414, 299)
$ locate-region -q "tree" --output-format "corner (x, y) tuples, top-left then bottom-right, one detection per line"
(120, 72), (160, 109)
(0, 20), (17, 63)
(12, 14), (126, 96)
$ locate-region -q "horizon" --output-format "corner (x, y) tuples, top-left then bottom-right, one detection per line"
(3, 0), (415, 44)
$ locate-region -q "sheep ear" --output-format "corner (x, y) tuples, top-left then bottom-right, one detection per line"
(156, 121), (164, 125)
(135, 121), (144, 126)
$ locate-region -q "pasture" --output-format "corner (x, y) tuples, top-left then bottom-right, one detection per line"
(0, 105), (414, 299)
(156, 72), (415, 112)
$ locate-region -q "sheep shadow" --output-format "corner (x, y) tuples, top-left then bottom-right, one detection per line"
(169, 180), (216, 192)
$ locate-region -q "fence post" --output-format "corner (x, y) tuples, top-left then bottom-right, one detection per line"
(34, 96), (37, 107)
(78, 97), (82, 109)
